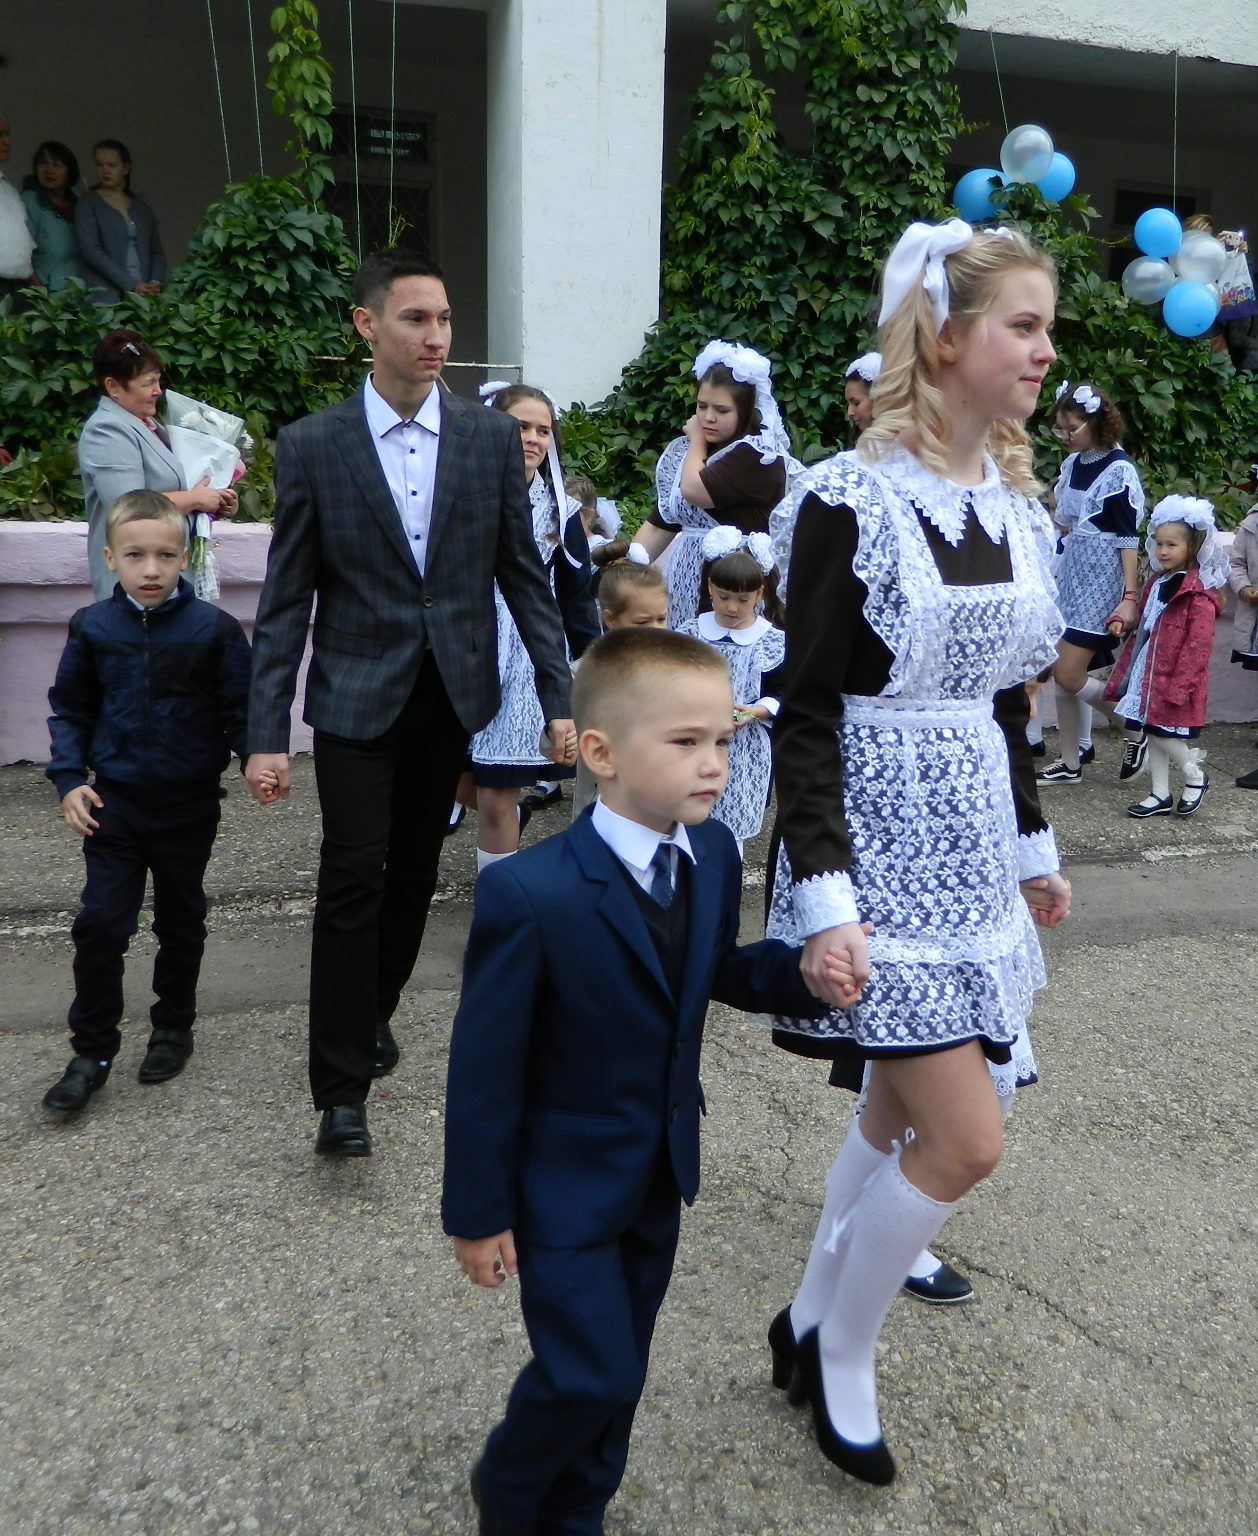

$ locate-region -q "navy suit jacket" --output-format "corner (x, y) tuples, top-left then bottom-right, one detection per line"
(441, 811), (822, 1248)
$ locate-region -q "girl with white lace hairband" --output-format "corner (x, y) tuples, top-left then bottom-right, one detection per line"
(763, 218), (1071, 1486)
(463, 383), (600, 869)
(633, 339), (801, 629)
(1035, 379), (1148, 787)
(1102, 495), (1227, 819)
(844, 352), (882, 436)
(675, 527), (785, 857)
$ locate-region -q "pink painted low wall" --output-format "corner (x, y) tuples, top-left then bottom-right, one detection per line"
(0, 521), (313, 765)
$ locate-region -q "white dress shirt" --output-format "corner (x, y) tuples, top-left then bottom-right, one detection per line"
(363, 373), (442, 575)
(0, 173), (35, 279)
(591, 799), (696, 896)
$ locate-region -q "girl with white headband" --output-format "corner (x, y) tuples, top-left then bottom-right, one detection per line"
(465, 383), (599, 867)
(844, 351), (882, 436)
(675, 528), (785, 853)
(634, 340), (798, 629)
(1035, 379), (1148, 786)
(764, 219), (1070, 1485)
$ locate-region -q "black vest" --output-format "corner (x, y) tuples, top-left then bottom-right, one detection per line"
(623, 856), (691, 1000)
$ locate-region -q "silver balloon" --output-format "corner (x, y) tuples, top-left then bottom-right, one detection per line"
(1175, 231), (1228, 285)
(1000, 124), (1054, 184)
(1121, 256), (1176, 305)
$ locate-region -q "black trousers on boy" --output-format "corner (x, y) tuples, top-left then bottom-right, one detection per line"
(68, 781), (221, 1061)
(308, 656), (470, 1109)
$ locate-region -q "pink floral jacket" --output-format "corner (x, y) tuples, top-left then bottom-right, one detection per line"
(1103, 566), (1217, 730)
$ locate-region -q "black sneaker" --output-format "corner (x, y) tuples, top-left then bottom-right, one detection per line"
(1126, 794), (1173, 819)
(1036, 759), (1082, 784)
(1119, 736), (1148, 780)
(1079, 744), (1096, 765)
(1175, 776), (1209, 816)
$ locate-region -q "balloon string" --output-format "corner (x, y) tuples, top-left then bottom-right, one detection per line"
(1171, 50), (1179, 213)
(989, 32), (1009, 136)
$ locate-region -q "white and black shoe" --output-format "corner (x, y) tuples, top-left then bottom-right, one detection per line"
(1079, 744), (1096, 766)
(1127, 794), (1173, 819)
(1176, 776), (1209, 816)
(1118, 736), (1148, 780)
(1036, 759), (1082, 784)
(902, 1259), (974, 1305)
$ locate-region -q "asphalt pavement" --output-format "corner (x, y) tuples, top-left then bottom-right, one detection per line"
(1, 723), (1255, 1536)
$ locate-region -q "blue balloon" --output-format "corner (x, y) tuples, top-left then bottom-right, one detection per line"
(953, 168), (1003, 223)
(1162, 280), (1220, 338)
(1134, 207), (1182, 260)
(1035, 153), (1076, 203)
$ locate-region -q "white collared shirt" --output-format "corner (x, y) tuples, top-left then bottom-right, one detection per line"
(363, 373), (442, 575)
(591, 799), (696, 897)
(0, 173), (35, 279)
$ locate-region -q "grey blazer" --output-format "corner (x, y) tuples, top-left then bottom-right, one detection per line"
(77, 397), (187, 599)
(247, 385), (573, 751)
(74, 191), (167, 300)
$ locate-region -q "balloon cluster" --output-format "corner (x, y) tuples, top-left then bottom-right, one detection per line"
(953, 124), (1076, 224)
(1122, 210), (1228, 337)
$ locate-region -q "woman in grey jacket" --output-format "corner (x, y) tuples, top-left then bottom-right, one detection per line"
(78, 330), (234, 598)
(74, 140), (166, 302)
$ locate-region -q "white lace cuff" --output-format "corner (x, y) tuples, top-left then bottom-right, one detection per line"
(792, 872), (859, 935)
(1017, 826), (1060, 880)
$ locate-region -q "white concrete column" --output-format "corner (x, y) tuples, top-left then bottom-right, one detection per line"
(486, 0), (667, 406)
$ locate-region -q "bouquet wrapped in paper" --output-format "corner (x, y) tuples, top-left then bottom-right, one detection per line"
(161, 391), (253, 600)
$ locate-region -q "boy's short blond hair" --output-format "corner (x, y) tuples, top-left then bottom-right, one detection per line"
(105, 490), (187, 545)
(572, 628), (728, 735)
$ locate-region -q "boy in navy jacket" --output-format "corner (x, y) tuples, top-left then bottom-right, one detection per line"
(43, 490), (251, 1112)
(442, 628), (847, 1536)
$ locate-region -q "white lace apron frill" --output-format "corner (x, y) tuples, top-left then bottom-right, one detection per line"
(766, 445), (1063, 1069)
(1054, 452), (1146, 635)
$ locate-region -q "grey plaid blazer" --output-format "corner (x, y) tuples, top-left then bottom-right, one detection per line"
(247, 385), (572, 752)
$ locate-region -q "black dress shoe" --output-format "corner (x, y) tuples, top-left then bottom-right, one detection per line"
(1236, 767), (1258, 790)
(521, 783), (563, 813)
(796, 1328), (896, 1486)
(137, 1029), (193, 1084)
(1126, 794), (1173, 819)
(767, 1306), (808, 1406)
(315, 1105), (373, 1157)
(372, 1022), (400, 1078)
(1079, 743), (1096, 766)
(470, 1459), (531, 1536)
(1175, 775), (1209, 816)
(444, 803), (467, 839)
(902, 1259), (974, 1304)
(43, 1056), (111, 1113)
(1029, 738), (1046, 757)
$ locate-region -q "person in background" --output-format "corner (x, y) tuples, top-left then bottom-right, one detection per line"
(0, 111), (39, 304)
(22, 140), (88, 291)
(844, 352), (881, 436)
(75, 140), (166, 301)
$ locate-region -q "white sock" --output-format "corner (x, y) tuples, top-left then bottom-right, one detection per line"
(475, 848), (514, 874)
(1053, 685), (1082, 770)
(1077, 701), (1093, 751)
(1076, 675), (1117, 724)
(447, 802), (464, 828)
(1025, 716), (1044, 747)
(791, 1119), (887, 1337)
(1164, 739), (1203, 787)
(1147, 738), (1171, 800)
(535, 780), (557, 794)
(817, 1153), (955, 1444)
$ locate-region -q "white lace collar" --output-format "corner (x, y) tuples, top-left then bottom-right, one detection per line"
(875, 442), (1009, 547)
(696, 610), (772, 647)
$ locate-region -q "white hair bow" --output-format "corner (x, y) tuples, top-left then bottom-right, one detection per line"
(846, 352), (883, 384)
(700, 525), (775, 574)
(878, 218), (975, 334)
(1147, 494), (1229, 590)
(1072, 386), (1101, 415)
(692, 339), (790, 462)
(479, 379), (512, 406)
(626, 541), (651, 566)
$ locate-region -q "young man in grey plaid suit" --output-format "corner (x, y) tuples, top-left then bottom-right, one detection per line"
(245, 250), (575, 1157)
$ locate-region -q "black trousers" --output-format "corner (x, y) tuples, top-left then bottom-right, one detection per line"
(309, 656), (470, 1108)
(67, 782), (221, 1061)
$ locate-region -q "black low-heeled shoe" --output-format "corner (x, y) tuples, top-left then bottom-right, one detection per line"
(767, 1307), (808, 1406)
(796, 1327), (896, 1486)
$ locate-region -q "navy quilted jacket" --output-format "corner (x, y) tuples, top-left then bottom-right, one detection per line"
(47, 580), (251, 798)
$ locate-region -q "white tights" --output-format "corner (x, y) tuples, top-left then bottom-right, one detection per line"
(1147, 738), (1204, 800)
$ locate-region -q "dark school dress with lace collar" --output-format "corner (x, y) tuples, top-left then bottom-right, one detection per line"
(765, 445), (1064, 1100)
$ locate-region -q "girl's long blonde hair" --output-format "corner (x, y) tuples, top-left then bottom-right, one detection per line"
(860, 227), (1057, 496)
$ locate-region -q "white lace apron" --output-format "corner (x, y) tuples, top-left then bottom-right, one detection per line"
(767, 447), (1062, 1091)
(1053, 452), (1144, 636)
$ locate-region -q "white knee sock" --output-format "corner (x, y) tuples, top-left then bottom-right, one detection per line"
(1025, 715), (1044, 747)
(1053, 685), (1082, 770)
(817, 1152), (955, 1444)
(791, 1120), (887, 1337)
(1147, 738), (1171, 800)
(1164, 739), (1203, 787)
(475, 848), (514, 874)
(1076, 675), (1117, 725)
(1077, 701), (1093, 751)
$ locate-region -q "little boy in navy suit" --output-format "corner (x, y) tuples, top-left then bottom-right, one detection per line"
(442, 628), (845, 1536)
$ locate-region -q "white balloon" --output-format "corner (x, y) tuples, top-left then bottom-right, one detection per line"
(1000, 124), (1055, 184)
(1175, 232), (1227, 285)
(1121, 256), (1176, 305)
